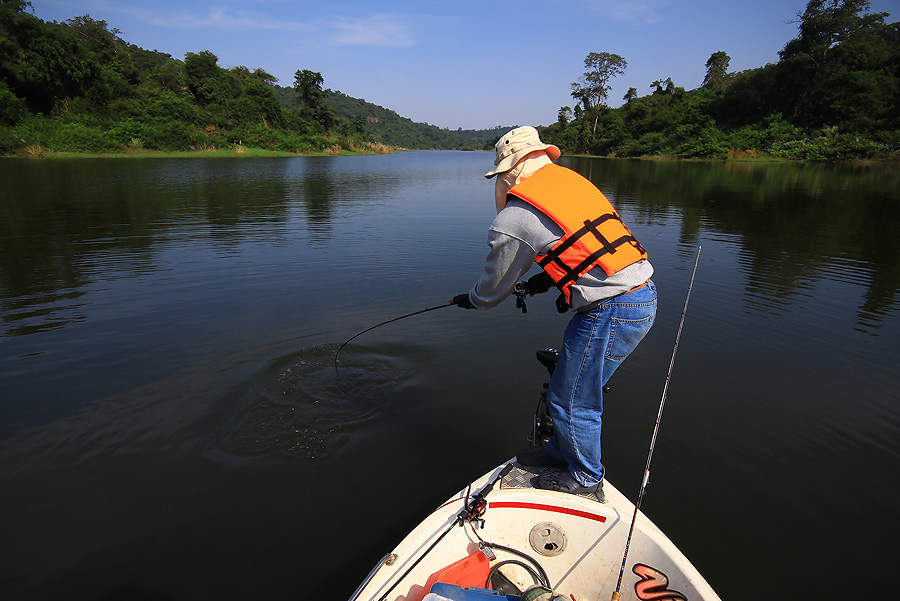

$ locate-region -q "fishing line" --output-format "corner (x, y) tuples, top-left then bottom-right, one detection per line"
(612, 245), (701, 601)
(334, 303), (455, 375)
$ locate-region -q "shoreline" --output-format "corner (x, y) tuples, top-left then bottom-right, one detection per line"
(2, 146), (392, 160)
(560, 152), (899, 165)
(5, 148), (896, 165)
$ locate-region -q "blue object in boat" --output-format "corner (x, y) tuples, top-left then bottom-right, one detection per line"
(428, 582), (521, 600)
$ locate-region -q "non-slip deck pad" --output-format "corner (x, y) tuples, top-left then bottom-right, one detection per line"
(501, 462), (606, 503)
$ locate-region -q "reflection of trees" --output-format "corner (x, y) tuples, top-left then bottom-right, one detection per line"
(0, 157), (413, 337)
(282, 156), (409, 243)
(564, 157), (900, 330)
(294, 160), (336, 241)
(0, 160), (293, 336)
(7, 155), (895, 337)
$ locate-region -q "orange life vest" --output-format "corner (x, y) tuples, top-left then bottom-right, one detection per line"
(508, 164), (647, 303)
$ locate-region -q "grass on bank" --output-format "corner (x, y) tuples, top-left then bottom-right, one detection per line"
(20, 148), (358, 159)
(1, 117), (395, 159)
(6, 142), (394, 160)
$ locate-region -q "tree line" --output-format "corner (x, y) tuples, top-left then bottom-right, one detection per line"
(541, 0), (898, 161)
(1, 0), (896, 160)
(299, 89), (500, 150)
(0, 1), (421, 155)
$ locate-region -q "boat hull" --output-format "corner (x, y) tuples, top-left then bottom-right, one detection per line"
(352, 460), (720, 601)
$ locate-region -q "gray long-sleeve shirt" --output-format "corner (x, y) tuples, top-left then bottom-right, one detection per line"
(468, 198), (653, 311)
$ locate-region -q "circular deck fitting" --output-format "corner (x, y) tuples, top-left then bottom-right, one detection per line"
(529, 522), (567, 557)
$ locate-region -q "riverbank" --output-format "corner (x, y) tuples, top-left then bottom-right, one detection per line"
(7, 148), (896, 166)
(564, 152), (783, 163)
(3, 144), (395, 160)
(551, 152), (899, 166)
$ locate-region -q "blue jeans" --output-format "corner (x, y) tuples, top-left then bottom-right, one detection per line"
(544, 281), (657, 487)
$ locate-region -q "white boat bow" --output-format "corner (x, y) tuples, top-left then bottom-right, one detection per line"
(351, 459), (720, 601)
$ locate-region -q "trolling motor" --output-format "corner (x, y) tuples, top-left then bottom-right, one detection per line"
(529, 348), (559, 447)
(529, 348), (612, 447)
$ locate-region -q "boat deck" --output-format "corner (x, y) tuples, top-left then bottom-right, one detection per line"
(499, 462), (607, 503)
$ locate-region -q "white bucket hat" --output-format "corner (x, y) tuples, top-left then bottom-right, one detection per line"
(484, 126), (560, 179)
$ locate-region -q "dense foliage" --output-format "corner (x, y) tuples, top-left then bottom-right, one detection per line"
(326, 91), (510, 150)
(1, 0), (896, 160)
(541, 0), (899, 160)
(275, 86), (505, 150)
(0, 2), (422, 155)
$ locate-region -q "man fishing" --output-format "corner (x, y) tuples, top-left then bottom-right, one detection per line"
(451, 126), (657, 496)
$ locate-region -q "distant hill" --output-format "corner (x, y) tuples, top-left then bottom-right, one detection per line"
(275, 86), (514, 150)
(2, 3), (527, 156)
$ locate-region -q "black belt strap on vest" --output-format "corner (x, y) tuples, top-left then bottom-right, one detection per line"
(538, 213), (642, 288)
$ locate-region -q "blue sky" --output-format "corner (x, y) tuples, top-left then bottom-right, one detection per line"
(30, 0), (898, 130)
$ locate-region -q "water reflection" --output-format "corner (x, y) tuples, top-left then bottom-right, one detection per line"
(1, 152), (898, 601)
(0, 160), (288, 336)
(279, 156), (420, 241)
(2, 156), (898, 339)
(563, 157), (900, 331)
(0, 159), (371, 335)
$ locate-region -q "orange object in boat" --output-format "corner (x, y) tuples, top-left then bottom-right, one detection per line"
(406, 551), (491, 601)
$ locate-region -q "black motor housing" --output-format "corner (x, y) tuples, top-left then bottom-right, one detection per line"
(530, 348), (558, 446)
(529, 347), (610, 446)
(536, 347), (559, 375)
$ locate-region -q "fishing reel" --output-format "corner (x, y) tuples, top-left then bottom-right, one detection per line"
(513, 273), (570, 314)
(513, 282), (530, 313)
(513, 272), (554, 314)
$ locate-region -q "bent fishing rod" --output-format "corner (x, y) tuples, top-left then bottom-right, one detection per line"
(333, 302), (456, 374)
(333, 282), (541, 374)
(612, 245), (701, 601)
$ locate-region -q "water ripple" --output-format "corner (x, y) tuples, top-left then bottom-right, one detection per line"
(219, 344), (408, 459)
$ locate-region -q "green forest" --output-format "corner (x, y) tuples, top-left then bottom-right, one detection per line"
(0, 0), (897, 160)
(0, 0), (486, 156)
(542, 0), (898, 161)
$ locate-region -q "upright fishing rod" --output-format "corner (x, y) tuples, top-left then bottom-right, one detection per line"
(334, 302), (456, 374)
(612, 246), (701, 601)
(370, 463), (515, 601)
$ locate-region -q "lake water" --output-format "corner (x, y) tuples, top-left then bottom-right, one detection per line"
(1, 152), (898, 600)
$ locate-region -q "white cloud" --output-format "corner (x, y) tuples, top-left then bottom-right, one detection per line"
(329, 14), (416, 47)
(578, 0), (671, 24)
(125, 6), (312, 32)
(120, 5), (415, 47)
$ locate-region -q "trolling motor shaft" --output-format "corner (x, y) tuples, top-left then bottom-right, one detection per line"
(530, 347), (611, 447)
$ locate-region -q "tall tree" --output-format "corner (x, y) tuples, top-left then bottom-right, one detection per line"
(184, 50), (229, 107)
(780, 0), (886, 65)
(232, 81), (284, 128)
(0, 4), (100, 114)
(702, 51), (731, 89)
(650, 77), (675, 95)
(571, 52), (627, 135)
(293, 69), (334, 131)
(777, 0), (896, 129)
